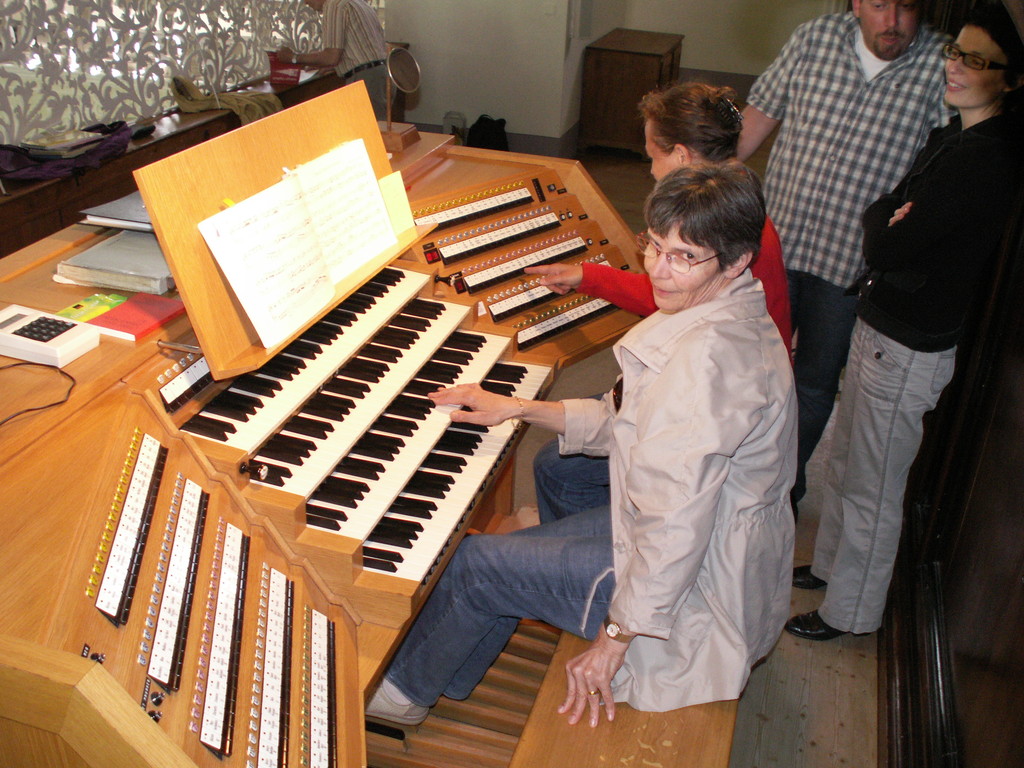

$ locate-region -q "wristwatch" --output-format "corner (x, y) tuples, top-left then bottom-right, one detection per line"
(603, 617), (633, 643)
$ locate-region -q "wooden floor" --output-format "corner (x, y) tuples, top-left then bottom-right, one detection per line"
(506, 145), (879, 768)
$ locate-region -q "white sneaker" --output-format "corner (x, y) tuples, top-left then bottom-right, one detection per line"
(365, 683), (429, 726)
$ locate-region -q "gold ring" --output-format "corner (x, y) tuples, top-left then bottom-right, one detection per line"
(588, 689), (598, 696)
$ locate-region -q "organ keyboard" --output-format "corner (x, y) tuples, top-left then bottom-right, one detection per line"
(0, 86), (646, 768)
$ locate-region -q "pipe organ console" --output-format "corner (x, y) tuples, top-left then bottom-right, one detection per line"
(0, 85), (641, 768)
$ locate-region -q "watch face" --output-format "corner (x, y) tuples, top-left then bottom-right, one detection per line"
(606, 621), (621, 637)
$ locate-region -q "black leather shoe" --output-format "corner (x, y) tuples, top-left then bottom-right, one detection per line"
(792, 565), (828, 590)
(784, 610), (847, 641)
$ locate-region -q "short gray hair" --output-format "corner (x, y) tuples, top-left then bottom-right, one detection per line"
(643, 162), (765, 270)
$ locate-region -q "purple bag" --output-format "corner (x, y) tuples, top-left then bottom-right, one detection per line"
(0, 121), (132, 181)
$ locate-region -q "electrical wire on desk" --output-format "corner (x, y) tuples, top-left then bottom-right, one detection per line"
(0, 362), (76, 428)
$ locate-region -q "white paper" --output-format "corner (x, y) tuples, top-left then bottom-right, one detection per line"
(294, 140), (397, 283)
(198, 178), (334, 348)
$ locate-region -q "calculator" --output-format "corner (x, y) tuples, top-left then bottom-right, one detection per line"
(0, 304), (101, 367)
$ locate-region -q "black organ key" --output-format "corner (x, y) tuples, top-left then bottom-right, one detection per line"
(359, 343), (402, 364)
(431, 346), (473, 366)
(311, 475), (370, 508)
(362, 547), (401, 571)
(322, 377), (369, 399)
(416, 361), (462, 385)
(485, 363), (528, 383)
(301, 325), (340, 344)
(322, 308), (356, 328)
(403, 378), (442, 397)
(444, 331), (487, 352)
(390, 313), (431, 332)
(333, 456), (384, 480)
(385, 395), (433, 421)
(366, 526), (417, 549)
(374, 327), (419, 349)
(403, 299), (446, 319)
(256, 434), (317, 464)
(280, 339), (322, 361)
(259, 356), (306, 380)
(203, 390), (262, 420)
(479, 380), (515, 397)
(306, 502), (346, 526)
(435, 430), (482, 456)
(336, 358), (387, 383)
(420, 453), (466, 473)
(281, 414), (333, 440)
(350, 432), (405, 461)
(403, 470), (454, 498)
(182, 413), (237, 441)
(300, 392), (354, 420)
(233, 373), (281, 397)
(369, 415), (418, 437)
(388, 496), (437, 519)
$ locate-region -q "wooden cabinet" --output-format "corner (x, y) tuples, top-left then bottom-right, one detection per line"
(579, 28), (683, 153)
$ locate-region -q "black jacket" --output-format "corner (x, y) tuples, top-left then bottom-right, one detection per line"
(856, 112), (1023, 351)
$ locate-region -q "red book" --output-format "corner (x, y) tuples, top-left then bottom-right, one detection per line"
(87, 293), (186, 341)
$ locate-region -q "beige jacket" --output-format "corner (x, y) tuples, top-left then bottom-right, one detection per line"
(560, 272), (796, 711)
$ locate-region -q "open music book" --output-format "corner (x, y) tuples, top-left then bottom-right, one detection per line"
(198, 139), (401, 348)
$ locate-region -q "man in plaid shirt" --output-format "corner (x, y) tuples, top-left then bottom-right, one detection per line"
(737, 0), (949, 511)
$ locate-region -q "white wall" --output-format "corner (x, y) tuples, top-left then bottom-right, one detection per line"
(386, 0), (844, 142)
(625, 0), (845, 76)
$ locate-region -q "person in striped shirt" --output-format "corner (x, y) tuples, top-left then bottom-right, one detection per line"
(278, 0), (388, 118)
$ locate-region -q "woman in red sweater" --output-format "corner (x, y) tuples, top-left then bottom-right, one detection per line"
(528, 82), (791, 349)
(529, 83), (792, 524)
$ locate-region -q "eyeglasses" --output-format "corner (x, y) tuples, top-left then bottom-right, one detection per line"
(941, 43), (1008, 71)
(636, 231), (718, 274)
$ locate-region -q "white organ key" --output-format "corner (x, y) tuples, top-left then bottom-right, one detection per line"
(256, 567), (291, 768)
(95, 432), (164, 622)
(148, 478), (205, 688)
(200, 522), (248, 755)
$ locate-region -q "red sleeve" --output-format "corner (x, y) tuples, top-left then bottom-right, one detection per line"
(750, 217), (792, 356)
(578, 262), (657, 317)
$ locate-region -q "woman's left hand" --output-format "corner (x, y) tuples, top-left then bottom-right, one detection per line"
(888, 202), (913, 226)
(559, 632), (629, 727)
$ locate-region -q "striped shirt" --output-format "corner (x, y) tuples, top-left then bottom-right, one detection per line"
(747, 13), (950, 288)
(321, 0), (386, 77)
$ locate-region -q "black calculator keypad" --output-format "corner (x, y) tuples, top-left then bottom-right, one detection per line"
(12, 316), (76, 342)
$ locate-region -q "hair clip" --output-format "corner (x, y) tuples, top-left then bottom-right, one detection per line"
(715, 98), (743, 129)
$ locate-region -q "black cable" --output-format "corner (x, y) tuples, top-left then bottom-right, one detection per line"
(0, 362), (77, 427)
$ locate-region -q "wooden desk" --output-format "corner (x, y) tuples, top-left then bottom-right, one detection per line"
(579, 28), (683, 153)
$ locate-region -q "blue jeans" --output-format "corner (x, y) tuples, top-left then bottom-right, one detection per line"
(813, 320), (955, 633)
(386, 507), (615, 705)
(533, 438), (611, 524)
(788, 270), (859, 503)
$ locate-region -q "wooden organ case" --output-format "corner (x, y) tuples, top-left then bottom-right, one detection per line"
(0, 83), (641, 768)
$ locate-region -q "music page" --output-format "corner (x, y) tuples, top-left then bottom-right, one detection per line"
(293, 139), (397, 283)
(198, 178), (334, 348)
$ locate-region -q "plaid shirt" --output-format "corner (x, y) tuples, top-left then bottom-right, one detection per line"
(747, 13), (950, 288)
(322, 0), (386, 77)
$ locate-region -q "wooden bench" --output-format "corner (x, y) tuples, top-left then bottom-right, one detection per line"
(509, 632), (738, 768)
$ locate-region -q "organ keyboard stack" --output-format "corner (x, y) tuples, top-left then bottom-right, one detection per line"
(0, 84), (644, 768)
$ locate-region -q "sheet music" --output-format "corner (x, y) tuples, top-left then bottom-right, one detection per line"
(198, 177), (334, 348)
(295, 139), (397, 283)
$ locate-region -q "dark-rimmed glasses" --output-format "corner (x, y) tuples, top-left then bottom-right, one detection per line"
(942, 43), (1008, 71)
(636, 231), (718, 275)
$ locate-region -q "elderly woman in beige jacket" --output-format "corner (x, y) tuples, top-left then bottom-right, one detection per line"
(366, 163), (797, 728)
